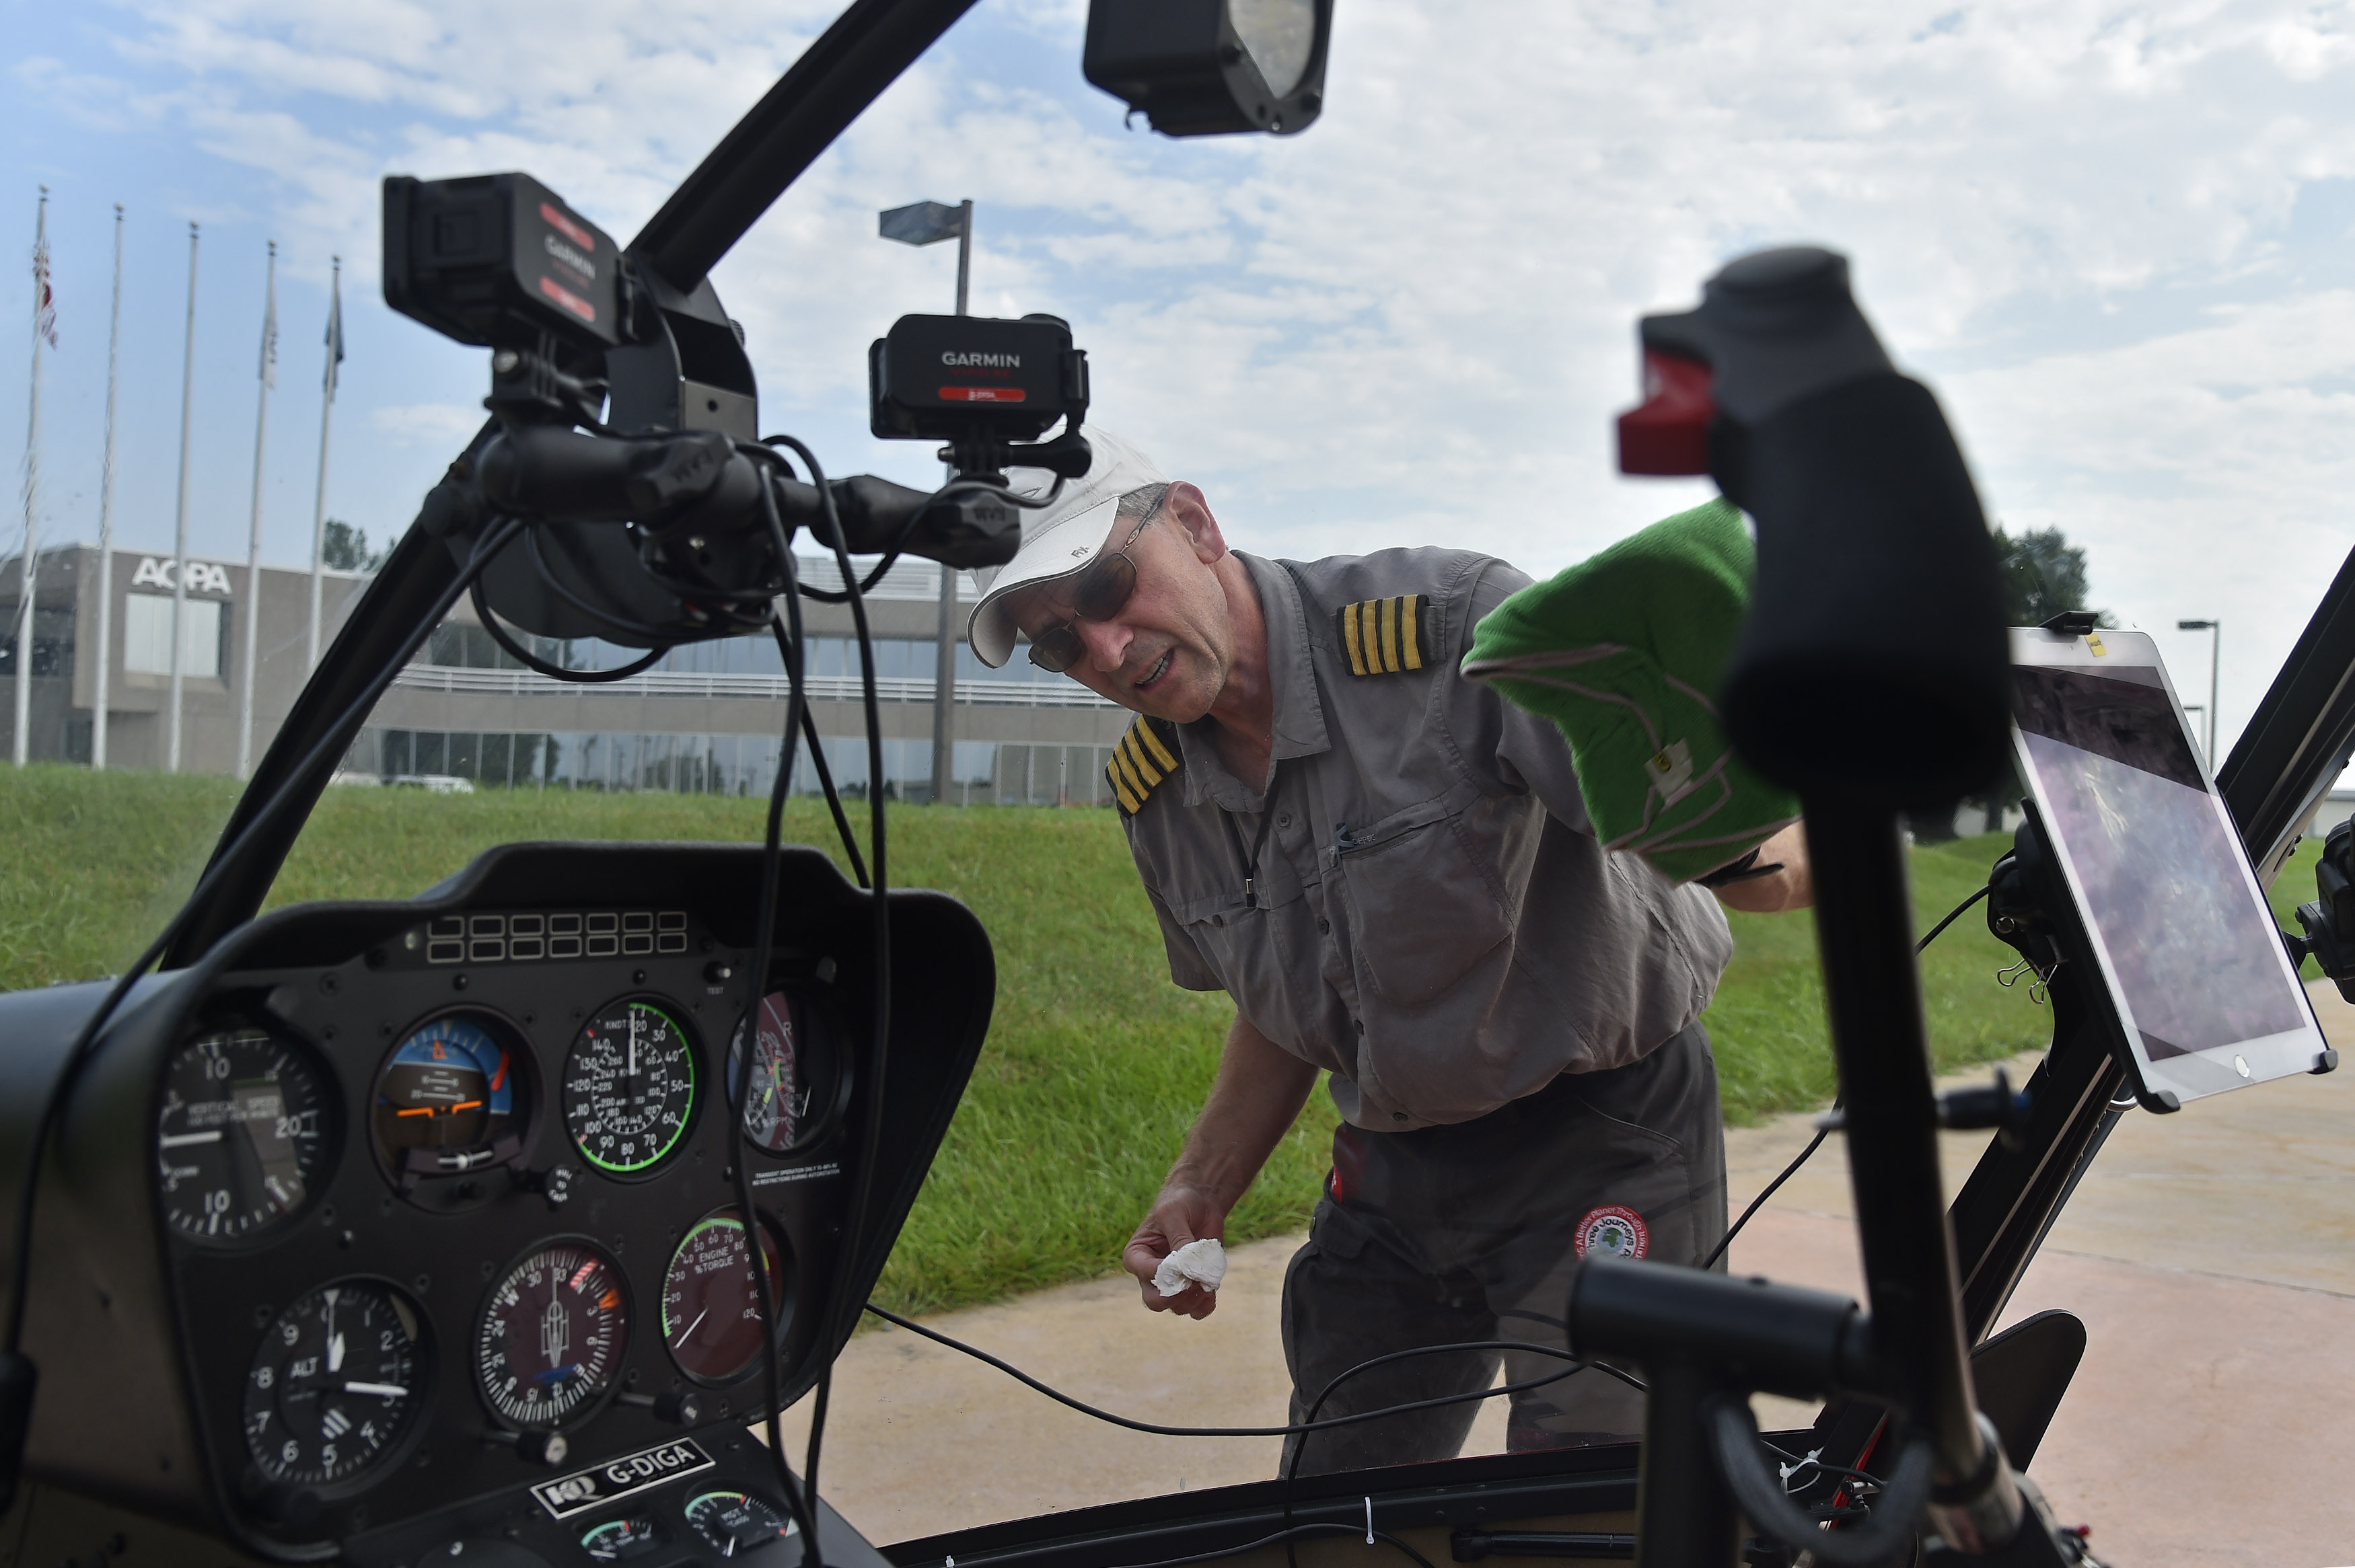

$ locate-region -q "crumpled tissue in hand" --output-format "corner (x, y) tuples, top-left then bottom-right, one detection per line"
(1151, 1237), (1228, 1298)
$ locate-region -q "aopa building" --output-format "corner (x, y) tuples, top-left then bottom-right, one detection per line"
(0, 545), (1129, 806)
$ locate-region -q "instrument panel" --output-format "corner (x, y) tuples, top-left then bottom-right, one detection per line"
(7, 842), (992, 1566)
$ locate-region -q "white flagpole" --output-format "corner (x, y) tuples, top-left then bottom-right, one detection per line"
(92, 205), (122, 771)
(237, 239), (277, 779)
(168, 221), (198, 774)
(17, 187), (56, 769)
(308, 257), (342, 670)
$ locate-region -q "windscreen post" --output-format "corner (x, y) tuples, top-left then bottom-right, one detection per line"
(1630, 1357), (1737, 1567)
(1801, 802), (2025, 1552)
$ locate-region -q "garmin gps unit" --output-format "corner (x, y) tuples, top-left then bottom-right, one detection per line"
(2010, 625), (2331, 1109)
(383, 172), (630, 352)
(869, 313), (1089, 445)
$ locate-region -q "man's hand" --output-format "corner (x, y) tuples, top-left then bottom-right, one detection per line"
(1709, 822), (1814, 913)
(1122, 1012), (1319, 1321)
(1122, 1185), (1227, 1319)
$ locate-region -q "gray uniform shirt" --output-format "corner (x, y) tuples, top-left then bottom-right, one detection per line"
(1118, 548), (1733, 1131)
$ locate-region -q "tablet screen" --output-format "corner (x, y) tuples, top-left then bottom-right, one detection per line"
(2013, 649), (2313, 1080)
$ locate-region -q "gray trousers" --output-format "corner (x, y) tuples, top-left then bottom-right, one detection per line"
(1280, 1022), (1727, 1475)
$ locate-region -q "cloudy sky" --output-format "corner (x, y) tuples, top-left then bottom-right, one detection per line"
(6, 0), (2355, 761)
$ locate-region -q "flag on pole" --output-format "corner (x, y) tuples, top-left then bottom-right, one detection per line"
(31, 229), (56, 350)
(258, 249), (279, 388)
(322, 266), (344, 401)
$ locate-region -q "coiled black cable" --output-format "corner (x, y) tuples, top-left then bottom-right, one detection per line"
(1698, 876), (1997, 1273)
(1706, 1392), (1934, 1567)
(469, 577), (666, 683)
(725, 457), (821, 1564)
(762, 433), (892, 1534)
(861, 1304), (1640, 1439)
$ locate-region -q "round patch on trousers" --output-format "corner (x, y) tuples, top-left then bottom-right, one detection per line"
(1574, 1205), (1648, 1260)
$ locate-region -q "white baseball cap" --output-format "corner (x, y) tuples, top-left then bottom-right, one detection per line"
(966, 428), (1169, 669)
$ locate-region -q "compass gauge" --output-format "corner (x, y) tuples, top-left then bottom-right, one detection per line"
(475, 1240), (630, 1430)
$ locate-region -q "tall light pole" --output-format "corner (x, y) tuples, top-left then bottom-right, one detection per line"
(879, 198), (972, 807)
(2179, 618), (2220, 765)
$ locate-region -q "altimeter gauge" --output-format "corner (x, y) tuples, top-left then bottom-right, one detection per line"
(242, 1281), (427, 1488)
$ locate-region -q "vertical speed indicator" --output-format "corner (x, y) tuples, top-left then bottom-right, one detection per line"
(157, 1027), (333, 1244)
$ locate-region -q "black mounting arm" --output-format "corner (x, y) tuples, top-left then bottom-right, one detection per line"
(164, 0), (986, 969)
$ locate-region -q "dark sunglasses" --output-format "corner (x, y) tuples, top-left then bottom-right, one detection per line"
(1025, 496), (1166, 673)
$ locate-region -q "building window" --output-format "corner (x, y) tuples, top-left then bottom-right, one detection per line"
(124, 593), (223, 677)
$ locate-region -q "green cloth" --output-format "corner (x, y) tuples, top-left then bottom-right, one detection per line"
(1461, 498), (1799, 885)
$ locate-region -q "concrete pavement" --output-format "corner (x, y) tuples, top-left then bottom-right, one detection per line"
(788, 983), (2355, 1565)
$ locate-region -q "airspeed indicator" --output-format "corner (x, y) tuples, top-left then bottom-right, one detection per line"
(564, 1000), (696, 1174)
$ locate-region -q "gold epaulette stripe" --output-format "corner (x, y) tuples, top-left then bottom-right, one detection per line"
(1338, 594), (1432, 676)
(1107, 717), (1182, 817)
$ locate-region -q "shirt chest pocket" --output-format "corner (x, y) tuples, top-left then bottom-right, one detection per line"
(1167, 858), (1311, 1035)
(1324, 790), (1513, 1008)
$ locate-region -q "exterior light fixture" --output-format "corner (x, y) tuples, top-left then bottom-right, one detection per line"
(1083, 0), (1334, 137)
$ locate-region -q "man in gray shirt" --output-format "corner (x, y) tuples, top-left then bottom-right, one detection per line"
(968, 431), (1811, 1472)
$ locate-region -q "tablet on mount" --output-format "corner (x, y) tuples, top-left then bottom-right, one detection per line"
(2009, 624), (2332, 1110)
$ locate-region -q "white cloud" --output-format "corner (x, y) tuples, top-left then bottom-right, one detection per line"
(370, 401), (486, 445)
(31, 0), (2355, 749)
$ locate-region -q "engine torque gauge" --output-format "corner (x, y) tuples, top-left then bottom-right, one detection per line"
(243, 1281), (426, 1489)
(684, 1490), (797, 1557)
(157, 1026), (332, 1244)
(661, 1207), (791, 1384)
(371, 1012), (528, 1187)
(564, 999), (696, 1175)
(476, 1240), (630, 1429)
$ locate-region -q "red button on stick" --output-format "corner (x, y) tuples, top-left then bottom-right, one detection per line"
(939, 386), (1028, 402)
(1616, 350), (1714, 476)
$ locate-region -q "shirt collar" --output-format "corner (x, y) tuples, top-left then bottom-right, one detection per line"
(1175, 551), (1332, 811)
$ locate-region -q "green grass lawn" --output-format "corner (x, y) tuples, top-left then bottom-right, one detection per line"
(0, 768), (2058, 1315)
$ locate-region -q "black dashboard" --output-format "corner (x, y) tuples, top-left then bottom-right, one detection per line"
(0, 842), (991, 1566)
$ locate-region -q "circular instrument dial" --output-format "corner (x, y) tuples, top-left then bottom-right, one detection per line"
(684, 1491), (797, 1557)
(371, 1014), (525, 1180)
(564, 1000), (696, 1175)
(661, 1208), (791, 1384)
(580, 1517), (667, 1561)
(476, 1241), (629, 1430)
(242, 1281), (425, 1488)
(157, 1026), (332, 1244)
(727, 990), (839, 1154)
